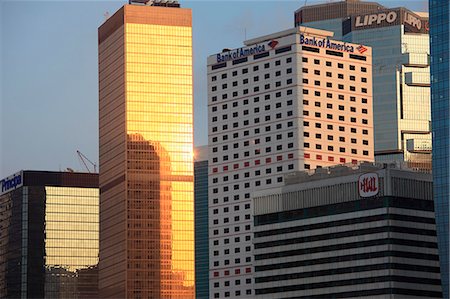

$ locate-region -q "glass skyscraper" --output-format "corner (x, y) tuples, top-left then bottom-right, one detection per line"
(430, 0), (450, 297)
(0, 171), (99, 298)
(194, 146), (208, 299)
(98, 1), (194, 298)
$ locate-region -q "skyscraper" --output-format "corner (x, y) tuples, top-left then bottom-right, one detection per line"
(98, 1), (194, 298)
(296, 1), (432, 170)
(207, 26), (374, 298)
(0, 170), (99, 298)
(430, 0), (449, 297)
(194, 146), (209, 299)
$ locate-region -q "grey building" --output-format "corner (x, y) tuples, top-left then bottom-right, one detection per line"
(253, 163), (442, 298)
(194, 146), (209, 299)
(296, 0), (431, 170)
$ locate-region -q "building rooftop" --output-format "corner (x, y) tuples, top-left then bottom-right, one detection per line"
(284, 161), (431, 185)
(128, 0), (180, 8)
(254, 162), (432, 216)
(295, 0), (385, 23)
(194, 145), (208, 162)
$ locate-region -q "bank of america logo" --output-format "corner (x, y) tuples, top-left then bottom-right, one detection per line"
(268, 40), (278, 49)
(357, 45), (368, 54)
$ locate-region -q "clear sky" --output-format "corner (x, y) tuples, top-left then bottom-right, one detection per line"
(0, 0), (428, 177)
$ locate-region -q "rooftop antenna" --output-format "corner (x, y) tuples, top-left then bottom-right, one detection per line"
(104, 11), (110, 20)
(77, 150), (97, 173)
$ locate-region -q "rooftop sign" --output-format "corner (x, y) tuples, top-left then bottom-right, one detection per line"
(300, 34), (355, 53)
(351, 8), (429, 34)
(358, 172), (379, 198)
(216, 43), (267, 63)
(0, 171), (23, 196)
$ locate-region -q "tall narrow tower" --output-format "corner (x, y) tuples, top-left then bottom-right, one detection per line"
(98, 2), (194, 298)
(430, 1), (450, 297)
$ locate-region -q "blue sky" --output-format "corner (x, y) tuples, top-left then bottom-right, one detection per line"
(0, 0), (428, 177)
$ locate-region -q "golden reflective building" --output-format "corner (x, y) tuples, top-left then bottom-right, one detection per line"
(98, 3), (194, 298)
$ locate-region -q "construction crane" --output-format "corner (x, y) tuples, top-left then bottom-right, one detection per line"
(77, 150), (97, 173)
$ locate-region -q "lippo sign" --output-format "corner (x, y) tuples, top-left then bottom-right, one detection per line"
(355, 11), (398, 28)
(358, 173), (379, 198)
(351, 8), (429, 34)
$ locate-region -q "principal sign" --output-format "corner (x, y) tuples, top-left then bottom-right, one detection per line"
(358, 173), (379, 198)
(0, 171), (23, 196)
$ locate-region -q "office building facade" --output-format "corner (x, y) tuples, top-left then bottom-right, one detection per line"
(207, 26), (374, 298)
(0, 171), (99, 298)
(430, 0), (450, 297)
(296, 1), (432, 170)
(98, 2), (194, 298)
(253, 164), (442, 298)
(194, 146), (209, 299)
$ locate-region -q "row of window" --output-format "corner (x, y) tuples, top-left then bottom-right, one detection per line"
(303, 75), (367, 85)
(211, 164), (291, 188)
(213, 246), (251, 258)
(211, 102), (293, 121)
(303, 110), (369, 124)
(304, 132), (369, 144)
(303, 155), (357, 166)
(213, 278), (252, 287)
(211, 87), (293, 102)
(211, 77), (292, 97)
(213, 267), (252, 277)
(303, 143), (370, 155)
(213, 288), (252, 297)
(212, 152), (293, 169)
(303, 122), (369, 134)
(211, 162), (294, 178)
(212, 175), (284, 191)
(211, 97), (293, 112)
(303, 84), (368, 94)
(303, 93), (368, 104)
(212, 224), (252, 236)
(213, 214), (251, 225)
(302, 56), (367, 71)
(304, 100), (368, 111)
(212, 146), (294, 163)
(211, 121), (294, 140)
(212, 109), (293, 121)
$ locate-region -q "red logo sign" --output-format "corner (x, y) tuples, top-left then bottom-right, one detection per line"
(358, 173), (379, 197)
(268, 40), (279, 49)
(357, 45), (368, 54)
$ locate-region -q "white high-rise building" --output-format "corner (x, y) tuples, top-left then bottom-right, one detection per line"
(207, 26), (374, 298)
(296, 1), (431, 170)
